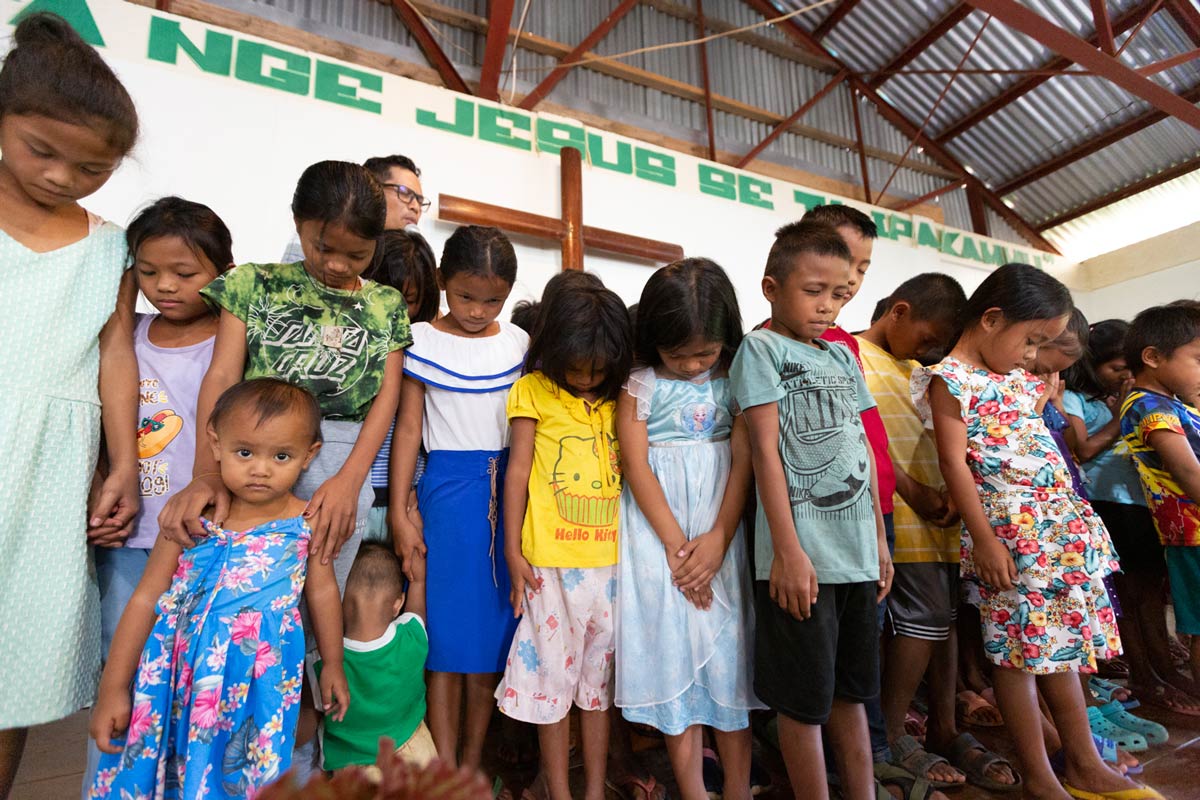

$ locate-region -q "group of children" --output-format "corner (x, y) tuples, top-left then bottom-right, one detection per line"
(3, 13), (1200, 800)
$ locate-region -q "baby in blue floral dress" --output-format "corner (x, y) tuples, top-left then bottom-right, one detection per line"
(88, 379), (349, 799)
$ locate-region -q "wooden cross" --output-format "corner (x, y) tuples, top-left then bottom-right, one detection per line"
(437, 147), (684, 270)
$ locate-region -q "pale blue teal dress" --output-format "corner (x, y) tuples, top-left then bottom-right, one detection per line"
(614, 368), (762, 734)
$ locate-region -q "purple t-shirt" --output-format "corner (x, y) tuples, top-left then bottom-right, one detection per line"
(129, 314), (215, 548)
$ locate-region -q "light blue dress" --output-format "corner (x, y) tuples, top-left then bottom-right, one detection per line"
(615, 368), (762, 734)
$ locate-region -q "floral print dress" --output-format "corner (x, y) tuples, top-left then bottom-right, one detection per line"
(913, 359), (1121, 674)
(89, 516), (310, 799)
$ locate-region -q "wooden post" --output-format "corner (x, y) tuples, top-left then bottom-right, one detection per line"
(560, 147), (584, 270)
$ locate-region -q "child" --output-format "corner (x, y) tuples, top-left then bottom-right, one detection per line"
(88, 379), (350, 799)
(315, 542), (433, 770)
(83, 197), (234, 792)
(497, 280), (633, 800)
(1120, 303), (1200, 694)
(614, 259), (761, 800)
(860, 275), (1020, 792)
(0, 13), (140, 790)
(730, 221), (892, 800)
(390, 226), (526, 774)
(915, 264), (1152, 800)
(362, 228), (439, 543)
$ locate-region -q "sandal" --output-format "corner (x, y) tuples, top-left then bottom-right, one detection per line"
(956, 689), (1003, 727)
(1089, 677), (1138, 708)
(874, 763), (939, 800)
(1097, 658), (1131, 680)
(888, 734), (961, 789)
(933, 731), (1021, 793)
(1063, 784), (1165, 799)
(605, 774), (667, 800)
(903, 709), (927, 740)
(1129, 682), (1200, 717)
(1087, 706), (1148, 752)
(1098, 701), (1168, 746)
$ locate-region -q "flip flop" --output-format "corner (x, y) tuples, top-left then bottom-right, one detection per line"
(1098, 701), (1169, 746)
(956, 689), (1004, 727)
(1129, 682), (1200, 717)
(933, 731), (1021, 793)
(1063, 784), (1165, 800)
(1087, 706), (1148, 752)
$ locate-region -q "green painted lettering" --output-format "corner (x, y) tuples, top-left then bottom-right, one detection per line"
(147, 17), (232, 74)
(738, 174), (773, 209)
(980, 240), (1008, 266)
(587, 133), (633, 173)
(479, 106), (532, 151)
(536, 119), (586, 156)
(793, 189), (827, 211)
(416, 98), (475, 136)
(11, 0), (103, 45)
(635, 149), (676, 186)
(313, 61), (381, 114)
(871, 211), (897, 240)
(940, 231), (961, 257)
(699, 164), (737, 200)
(917, 221), (942, 249)
(234, 40), (308, 95)
(959, 236), (982, 263)
(890, 216), (913, 241)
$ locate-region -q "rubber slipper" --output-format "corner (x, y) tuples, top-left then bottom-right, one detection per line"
(1087, 706), (1148, 752)
(956, 689), (1004, 727)
(1098, 701), (1169, 746)
(1063, 783), (1165, 799)
(1129, 682), (1200, 717)
(1089, 677), (1139, 709)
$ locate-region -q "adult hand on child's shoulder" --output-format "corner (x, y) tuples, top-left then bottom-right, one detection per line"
(158, 473), (229, 547)
(769, 549), (818, 621)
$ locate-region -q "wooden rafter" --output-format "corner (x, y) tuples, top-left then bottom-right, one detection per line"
(1091, 0), (1115, 55)
(936, 0), (1160, 143)
(966, 186), (988, 235)
(813, 0), (862, 40)
(866, 3), (973, 88)
(695, 0), (717, 161)
(517, 0), (639, 110)
(1167, 0), (1200, 46)
(1036, 154), (1200, 231)
(889, 181), (966, 212)
(849, 86), (871, 201)
(389, 0), (471, 94)
(734, 70), (849, 168)
(477, 0), (514, 101)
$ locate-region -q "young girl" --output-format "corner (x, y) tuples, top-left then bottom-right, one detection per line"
(614, 259), (760, 800)
(498, 279), (633, 800)
(914, 264), (1157, 800)
(1065, 321), (1200, 715)
(89, 379), (350, 799)
(362, 228), (439, 543)
(83, 197), (234, 791)
(390, 226), (526, 773)
(0, 14), (140, 791)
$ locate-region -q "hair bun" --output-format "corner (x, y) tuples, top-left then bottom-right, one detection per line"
(12, 11), (80, 48)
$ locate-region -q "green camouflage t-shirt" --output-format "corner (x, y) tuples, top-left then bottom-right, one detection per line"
(202, 261), (412, 422)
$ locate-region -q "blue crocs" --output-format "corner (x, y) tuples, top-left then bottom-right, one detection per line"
(1099, 700), (1169, 746)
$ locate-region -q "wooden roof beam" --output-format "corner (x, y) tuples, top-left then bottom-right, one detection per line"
(477, 0), (514, 101)
(390, 0), (471, 94)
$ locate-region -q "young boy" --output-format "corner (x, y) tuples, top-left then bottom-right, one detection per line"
(314, 542), (433, 770)
(1120, 303), (1200, 686)
(858, 276), (1017, 790)
(731, 220), (893, 800)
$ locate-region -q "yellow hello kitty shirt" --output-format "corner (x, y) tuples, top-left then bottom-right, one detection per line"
(507, 372), (621, 567)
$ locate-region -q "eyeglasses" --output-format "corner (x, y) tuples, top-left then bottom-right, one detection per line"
(381, 183), (431, 211)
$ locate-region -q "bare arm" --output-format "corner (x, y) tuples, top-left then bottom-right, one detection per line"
(743, 403), (818, 620)
(388, 375), (427, 576)
(405, 550), (427, 621)
(89, 270), (140, 544)
(866, 440), (894, 602)
(503, 417), (537, 616)
(305, 559), (349, 721)
(1147, 429), (1200, 503)
(1066, 412), (1121, 463)
(90, 535), (184, 752)
(928, 378), (1017, 591)
(615, 391), (688, 553)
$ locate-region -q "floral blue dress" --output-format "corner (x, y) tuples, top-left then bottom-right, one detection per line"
(913, 359), (1121, 674)
(89, 516), (310, 799)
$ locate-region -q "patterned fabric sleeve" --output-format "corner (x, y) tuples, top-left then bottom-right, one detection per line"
(1131, 393), (1186, 440)
(389, 300), (413, 352)
(199, 262), (259, 322)
(507, 374), (543, 422)
(911, 361), (967, 428)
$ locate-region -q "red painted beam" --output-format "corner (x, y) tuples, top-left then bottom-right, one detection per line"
(890, 180), (967, 212)
(1036, 153), (1200, 231)
(734, 70), (849, 168)
(478, 0), (515, 101)
(849, 85), (871, 201)
(1091, 0), (1115, 55)
(867, 3), (973, 88)
(997, 83), (1200, 196)
(1167, 0), (1200, 46)
(962, 0), (1200, 132)
(391, 0), (471, 94)
(517, 0), (639, 110)
(1138, 48), (1200, 76)
(813, 0), (862, 40)
(936, 0), (1159, 143)
(696, 0), (717, 162)
(966, 186), (989, 235)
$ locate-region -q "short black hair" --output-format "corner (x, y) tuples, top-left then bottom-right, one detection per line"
(208, 378), (322, 445)
(127, 196), (234, 275)
(510, 300), (540, 334)
(1065, 318), (1126, 398)
(528, 271), (603, 343)
(292, 160), (387, 241)
(345, 542), (405, 598)
(0, 12), (139, 153)
(962, 263), (1072, 328)
(1125, 304), (1200, 375)
(634, 258), (743, 371)
(368, 229), (439, 323)
(765, 220), (851, 281)
(801, 204), (878, 240)
(884, 273), (967, 325)
(440, 225), (517, 285)
(525, 278), (632, 402)
(362, 154), (420, 181)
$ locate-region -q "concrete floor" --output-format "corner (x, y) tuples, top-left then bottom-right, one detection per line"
(13, 702), (1200, 800)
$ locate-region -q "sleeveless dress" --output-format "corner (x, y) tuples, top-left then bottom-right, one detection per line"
(89, 516), (311, 799)
(615, 369), (762, 733)
(402, 321), (528, 673)
(0, 220), (127, 727)
(913, 359), (1121, 674)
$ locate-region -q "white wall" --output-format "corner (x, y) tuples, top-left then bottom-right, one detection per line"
(1075, 259), (1200, 323)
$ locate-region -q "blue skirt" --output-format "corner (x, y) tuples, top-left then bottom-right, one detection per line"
(420, 449), (517, 673)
